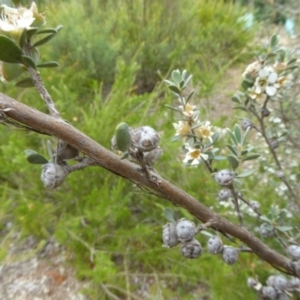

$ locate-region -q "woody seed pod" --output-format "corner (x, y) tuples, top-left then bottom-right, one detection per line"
(215, 169), (235, 186)
(162, 223), (179, 248)
(221, 246), (239, 265)
(175, 218), (196, 242)
(287, 245), (300, 260)
(41, 162), (68, 189)
(180, 238), (202, 259)
(261, 286), (278, 300)
(207, 236), (223, 254)
(131, 126), (160, 152)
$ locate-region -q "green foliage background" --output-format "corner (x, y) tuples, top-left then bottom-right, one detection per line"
(0, 0), (281, 299)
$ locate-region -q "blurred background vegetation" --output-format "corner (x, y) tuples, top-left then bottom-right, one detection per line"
(1, 0), (299, 299)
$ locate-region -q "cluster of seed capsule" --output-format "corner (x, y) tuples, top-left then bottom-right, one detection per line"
(248, 275), (300, 300)
(162, 218), (240, 264)
(112, 123), (162, 168)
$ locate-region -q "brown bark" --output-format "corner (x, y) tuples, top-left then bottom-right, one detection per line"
(0, 92), (297, 276)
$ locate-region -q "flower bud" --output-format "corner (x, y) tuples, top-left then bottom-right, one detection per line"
(215, 170), (235, 186)
(175, 218), (195, 242)
(207, 236), (223, 254)
(41, 163), (68, 189)
(180, 238), (202, 259)
(162, 223), (179, 248)
(221, 246), (239, 265)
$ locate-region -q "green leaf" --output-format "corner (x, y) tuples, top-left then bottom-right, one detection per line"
(115, 122), (131, 152)
(32, 33), (56, 47)
(241, 154), (261, 161)
(260, 216), (271, 223)
(232, 95), (241, 103)
(270, 34), (279, 48)
(19, 28), (27, 49)
(235, 169), (254, 178)
(171, 69), (181, 84)
(46, 140), (53, 159)
(164, 208), (177, 224)
(287, 58), (297, 65)
(213, 155), (226, 161)
(164, 104), (182, 112)
(21, 55), (36, 69)
(168, 85), (181, 94)
(35, 28), (57, 35)
(15, 77), (34, 88)
(241, 80), (253, 90)
(37, 61), (59, 68)
(226, 144), (238, 156)
(234, 124), (242, 144)
(55, 25), (63, 32)
(185, 90), (194, 104)
(24, 149), (48, 164)
(171, 135), (183, 142)
(276, 226), (293, 233)
(26, 27), (39, 39)
(241, 126), (251, 146)
(0, 35), (23, 63)
(226, 128), (238, 146)
(183, 74), (193, 87)
(227, 154), (239, 170)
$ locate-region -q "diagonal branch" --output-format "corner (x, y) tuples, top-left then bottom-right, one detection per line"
(0, 92), (297, 276)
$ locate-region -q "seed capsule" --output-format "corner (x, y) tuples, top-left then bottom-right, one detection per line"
(175, 218), (196, 242)
(162, 223), (179, 248)
(215, 169), (235, 186)
(207, 236), (223, 254)
(180, 238), (202, 259)
(261, 286), (278, 299)
(287, 245), (300, 260)
(221, 246), (239, 265)
(131, 126), (160, 152)
(41, 162), (68, 189)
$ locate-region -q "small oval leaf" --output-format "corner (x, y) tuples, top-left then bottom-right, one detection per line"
(15, 77), (34, 88)
(21, 55), (36, 69)
(0, 35), (23, 63)
(37, 61), (59, 68)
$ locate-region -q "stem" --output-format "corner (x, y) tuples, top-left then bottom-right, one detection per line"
(229, 185), (244, 227)
(249, 103), (299, 205)
(0, 92), (298, 277)
(66, 157), (99, 173)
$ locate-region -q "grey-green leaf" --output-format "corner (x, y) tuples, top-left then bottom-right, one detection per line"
(0, 35), (23, 63)
(21, 55), (36, 69)
(227, 154), (239, 170)
(37, 61), (59, 68)
(164, 208), (177, 224)
(15, 77), (34, 88)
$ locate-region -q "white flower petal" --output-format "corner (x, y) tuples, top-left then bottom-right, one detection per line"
(268, 72), (278, 84)
(266, 86), (277, 96)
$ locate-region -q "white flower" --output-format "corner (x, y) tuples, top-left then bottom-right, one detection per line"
(0, 2), (38, 33)
(242, 61), (262, 79)
(173, 121), (190, 136)
(183, 143), (208, 165)
(194, 121), (213, 141)
(179, 104), (198, 118)
(254, 66), (278, 97)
